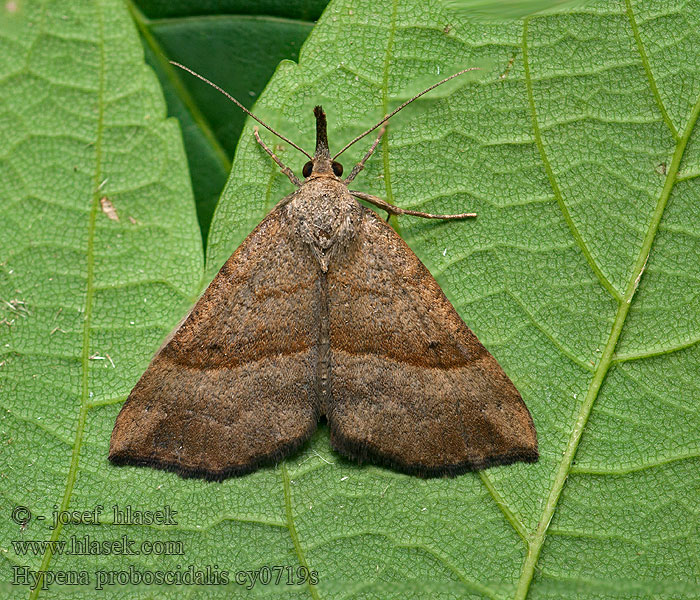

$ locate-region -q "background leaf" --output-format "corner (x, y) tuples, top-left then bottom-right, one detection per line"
(443, 0), (595, 21)
(1, 0), (699, 599)
(128, 0), (328, 243)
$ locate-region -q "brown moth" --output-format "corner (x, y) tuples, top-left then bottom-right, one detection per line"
(109, 65), (538, 480)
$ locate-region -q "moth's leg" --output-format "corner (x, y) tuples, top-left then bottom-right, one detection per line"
(350, 191), (477, 220)
(344, 126), (386, 184)
(254, 127), (301, 187)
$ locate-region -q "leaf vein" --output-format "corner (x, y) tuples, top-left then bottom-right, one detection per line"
(570, 452), (700, 476)
(624, 0), (680, 140)
(613, 334), (700, 363)
(521, 20), (622, 303)
(282, 464), (320, 600)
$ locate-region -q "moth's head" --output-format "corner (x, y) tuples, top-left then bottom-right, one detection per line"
(301, 106), (344, 180)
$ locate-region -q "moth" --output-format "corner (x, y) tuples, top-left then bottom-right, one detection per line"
(109, 64), (538, 480)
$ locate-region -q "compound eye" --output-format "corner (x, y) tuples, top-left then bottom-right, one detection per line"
(332, 161), (343, 177)
(302, 161), (313, 178)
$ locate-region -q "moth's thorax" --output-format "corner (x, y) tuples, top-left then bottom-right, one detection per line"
(286, 177), (362, 271)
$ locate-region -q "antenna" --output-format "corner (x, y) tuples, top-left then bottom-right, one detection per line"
(332, 67), (479, 159)
(170, 61), (312, 160)
(171, 61), (479, 163)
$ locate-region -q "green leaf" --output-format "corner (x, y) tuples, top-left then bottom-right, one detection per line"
(2, 0), (699, 599)
(0, 0), (203, 595)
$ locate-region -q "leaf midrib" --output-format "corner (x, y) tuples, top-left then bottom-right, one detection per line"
(29, 4), (107, 599)
(263, 4), (403, 597)
(509, 8), (700, 599)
